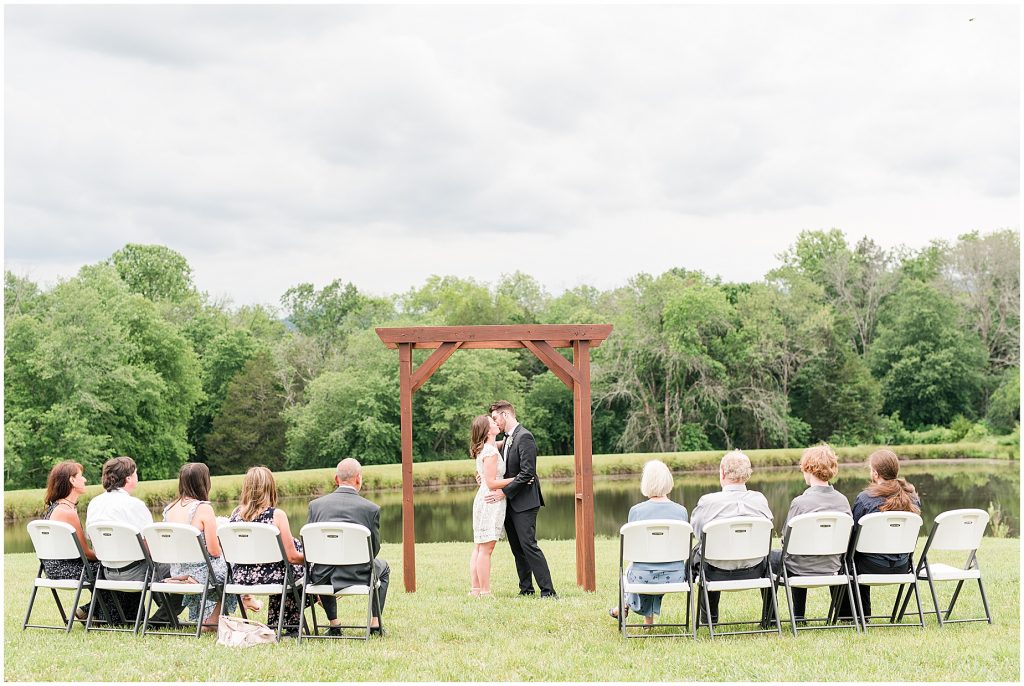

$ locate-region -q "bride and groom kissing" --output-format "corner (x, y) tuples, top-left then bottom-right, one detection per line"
(468, 400), (557, 600)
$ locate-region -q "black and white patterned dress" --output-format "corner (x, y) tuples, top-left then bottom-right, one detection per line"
(227, 506), (307, 630)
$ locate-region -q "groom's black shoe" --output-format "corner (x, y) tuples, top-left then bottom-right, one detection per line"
(517, 590), (536, 597)
(540, 592), (559, 600)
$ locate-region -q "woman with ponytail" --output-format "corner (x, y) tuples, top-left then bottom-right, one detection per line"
(838, 448), (921, 620)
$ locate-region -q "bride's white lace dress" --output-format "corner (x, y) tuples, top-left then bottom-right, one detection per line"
(473, 443), (506, 543)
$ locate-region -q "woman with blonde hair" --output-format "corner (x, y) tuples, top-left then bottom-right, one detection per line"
(468, 414), (515, 598)
(227, 466), (306, 635)
(837, 448), (921, 620)
(608, 459), (688, 626)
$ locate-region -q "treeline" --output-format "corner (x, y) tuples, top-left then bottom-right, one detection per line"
(4, 230), (1019, 489)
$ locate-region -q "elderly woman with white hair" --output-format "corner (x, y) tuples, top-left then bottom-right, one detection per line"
(608, 460), (688, 626)
(690, 450), (773, 626)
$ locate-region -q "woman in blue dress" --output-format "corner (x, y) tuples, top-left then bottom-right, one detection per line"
(609, 459), (689, 627)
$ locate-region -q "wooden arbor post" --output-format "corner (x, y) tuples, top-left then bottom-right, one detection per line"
(376, 325), (613, 593)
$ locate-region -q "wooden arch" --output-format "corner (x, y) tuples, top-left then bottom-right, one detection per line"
(376, 324), (613, 592)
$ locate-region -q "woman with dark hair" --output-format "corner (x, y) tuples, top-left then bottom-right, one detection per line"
(839, 448), (921, 620)
(41, 461), (101, 619)
(468, 413), (514, 598)
(162, 462), (237, 631)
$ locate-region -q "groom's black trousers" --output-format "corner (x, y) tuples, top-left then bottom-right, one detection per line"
(505, 506), (555, 595)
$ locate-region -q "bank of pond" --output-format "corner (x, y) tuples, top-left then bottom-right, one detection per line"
(4, 459), (1017, 554)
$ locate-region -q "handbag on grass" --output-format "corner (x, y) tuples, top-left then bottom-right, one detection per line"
(217, 615), (278, 647)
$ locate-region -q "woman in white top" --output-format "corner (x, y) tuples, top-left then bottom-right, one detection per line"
(469, 414), (515, 598)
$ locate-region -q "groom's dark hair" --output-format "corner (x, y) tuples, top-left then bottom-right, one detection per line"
(489, 400), (516, 417)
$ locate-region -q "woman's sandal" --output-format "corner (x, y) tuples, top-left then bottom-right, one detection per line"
(608, 606), (629, 620)
(468, 587), (481, 598)
(477, 591), (494, 600)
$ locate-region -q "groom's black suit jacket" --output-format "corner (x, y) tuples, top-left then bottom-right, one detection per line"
(500, 424), (545, 513)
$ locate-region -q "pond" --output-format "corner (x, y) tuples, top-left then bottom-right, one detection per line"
(4, 460), (1018, 554)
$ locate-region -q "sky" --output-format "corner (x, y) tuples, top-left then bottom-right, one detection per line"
(4, 4), (1020, 309)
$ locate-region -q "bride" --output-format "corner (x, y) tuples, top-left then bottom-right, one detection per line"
(468, 414), (514, 598)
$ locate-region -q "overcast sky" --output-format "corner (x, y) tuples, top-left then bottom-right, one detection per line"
(5, 4), (1019, 308)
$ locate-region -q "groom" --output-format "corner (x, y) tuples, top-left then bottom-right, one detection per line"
(484, 400), (557, 599)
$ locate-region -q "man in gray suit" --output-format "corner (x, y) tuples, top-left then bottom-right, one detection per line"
(307, 458), (389, 635)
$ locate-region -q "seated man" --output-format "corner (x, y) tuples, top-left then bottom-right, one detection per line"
(690, 450), (773, 625)
(85, 456), (182, 623)
(307, 458), (390, 635)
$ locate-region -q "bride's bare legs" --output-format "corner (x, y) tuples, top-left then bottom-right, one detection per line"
(477, 541), (497, 593)
(469, 544), (481, 595)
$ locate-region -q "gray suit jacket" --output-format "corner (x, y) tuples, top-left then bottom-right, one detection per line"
(306, 486), (381, 590)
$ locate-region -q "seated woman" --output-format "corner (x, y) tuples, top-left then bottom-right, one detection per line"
(765, 444), (851, 623)
(837, 448), (921, 620)
(609, 460), (688, 627)
(228, 466), (307, 636)
(161, 462), (237, 631)
(41, 461), (103, 620)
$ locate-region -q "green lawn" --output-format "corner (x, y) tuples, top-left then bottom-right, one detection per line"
(4, 537), (1019, 681)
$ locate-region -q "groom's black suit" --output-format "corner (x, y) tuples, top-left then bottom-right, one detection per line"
(501, 423), (556, 596)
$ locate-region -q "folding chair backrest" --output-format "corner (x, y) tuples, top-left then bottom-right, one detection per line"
(27, 520), (81, 561)
(928, 509), (989, 551)
(218, 522), (285, 565)
(141, 523), (206, 565)
(620, 519), (693, 564)
(854, 512), (923, 555)
(86, 523), (146, 565)
(300, 523), (371, 566)
(783, 512), (854, 556)
(702, 517), (772, 561)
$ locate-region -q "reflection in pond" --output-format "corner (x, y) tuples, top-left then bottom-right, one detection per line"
(4, 460), (1018, 554)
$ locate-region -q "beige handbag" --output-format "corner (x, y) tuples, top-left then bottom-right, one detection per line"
(216, 615), (278, 647)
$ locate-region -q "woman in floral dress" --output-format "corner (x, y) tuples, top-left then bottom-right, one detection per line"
(227, 466), (307, 635)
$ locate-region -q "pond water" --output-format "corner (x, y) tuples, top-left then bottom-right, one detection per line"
(5, 460), (1018, 554)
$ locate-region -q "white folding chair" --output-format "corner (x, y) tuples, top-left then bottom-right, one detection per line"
(694, 517), (781, 638)
(218, 521), (301, 640)
(847, 511), (925, 630)
(84, 523), (152, 633)
(298, 523), (381, 641)
(23, 520), (96, 632)
(898, 509), (992, 626)
(140, 523), (221, 638)
(773, 512), (858, 636)
(618, 519), (694, 638)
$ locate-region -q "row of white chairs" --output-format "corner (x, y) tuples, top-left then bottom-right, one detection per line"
(618, 508), (992, 639)
(23, 521), (382, 641)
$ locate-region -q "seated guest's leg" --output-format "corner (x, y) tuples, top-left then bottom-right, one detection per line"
(790, 588), (808, 621)
(372, 559), (390, 618)
(319, 595), (338, 623)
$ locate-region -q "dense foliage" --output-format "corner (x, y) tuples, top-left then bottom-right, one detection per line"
(4, 230), (1019, 488)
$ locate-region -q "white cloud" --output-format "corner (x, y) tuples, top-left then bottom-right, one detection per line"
(4, 4), (1019, 306)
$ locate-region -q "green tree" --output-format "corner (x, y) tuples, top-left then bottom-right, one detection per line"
(524, 371), (574, 456)
(869, 281), (988, 429)
(985, 367), (1020, 434)
(400, 275), (504, 326)
(205, 351), (288, 474)
(108, 243), (196, 303)
(281, 279), (393, 352)
(4, 265), (202, 487)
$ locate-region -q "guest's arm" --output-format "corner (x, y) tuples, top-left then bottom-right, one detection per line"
(195, 503), (222, 557)
(53, 508), (97, 561)
(273, 509), (305, 564)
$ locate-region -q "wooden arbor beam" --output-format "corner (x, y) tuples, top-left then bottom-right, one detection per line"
(376, 324), (612, 593)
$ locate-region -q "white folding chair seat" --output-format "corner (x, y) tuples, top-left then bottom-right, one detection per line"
(695, 517), (781, 638)
(848, 511), (924, 630)
(218, 521), (301, 640)
(85, 522), (152, 633)
(23, 520), (96, 633)
(900, 509), (992, 626)
(772, 512), (858, 636)
(140, 523), (221, 638)
(617, 519), (694, 639)
(298, 523), (380, 641)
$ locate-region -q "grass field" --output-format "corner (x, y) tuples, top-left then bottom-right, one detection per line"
(4, 537), (1018, 681)
(4, 441), (1016, 522)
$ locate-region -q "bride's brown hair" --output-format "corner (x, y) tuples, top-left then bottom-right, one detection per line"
(469, 414), (491, 459)
(865, 449), (919, 514)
